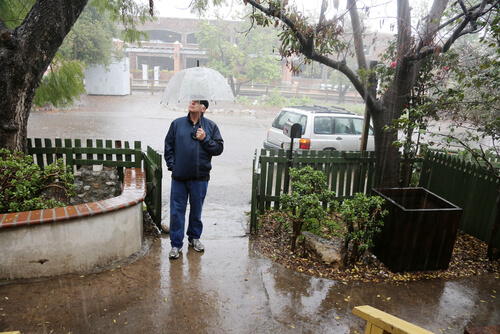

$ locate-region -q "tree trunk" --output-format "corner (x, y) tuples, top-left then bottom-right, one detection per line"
(371, 109), (400, 188)
(370, 61), (418, 188)
(0, 0), (88, 153)
(368, 0), (417, 188)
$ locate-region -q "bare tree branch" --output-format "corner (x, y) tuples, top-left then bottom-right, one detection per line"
(243, 0), (373, 107)
(417, 0), (449, 50)
(316, 0), (329, 34)
(246, 0), (318, 59)
(347, 0), (367, 71)
(413, 0), (498, 61)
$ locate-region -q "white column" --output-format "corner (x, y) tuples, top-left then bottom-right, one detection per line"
(154, 66), (160, 85)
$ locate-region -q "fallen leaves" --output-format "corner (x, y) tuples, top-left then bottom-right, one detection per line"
(251, 223), (499, 284)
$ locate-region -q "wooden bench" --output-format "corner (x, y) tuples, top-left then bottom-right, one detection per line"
(353, 305), (434, 334)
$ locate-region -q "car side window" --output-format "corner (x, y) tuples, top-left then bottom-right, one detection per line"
(314, 117), (334, 134)
(334, 118), (352, 134)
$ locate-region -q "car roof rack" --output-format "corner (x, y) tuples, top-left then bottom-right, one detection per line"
(287, 105), (354, 114)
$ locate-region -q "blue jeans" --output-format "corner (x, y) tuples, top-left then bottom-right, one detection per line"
(169, 179), (208, 249)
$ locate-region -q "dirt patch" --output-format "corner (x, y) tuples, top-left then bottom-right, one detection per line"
(41, 186), (72, 206)
(251, 220), (500, 284)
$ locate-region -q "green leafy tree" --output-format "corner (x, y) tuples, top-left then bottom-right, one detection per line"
(383, 51), (459, 186)
(195, 15), (282, 96)
(0, 0), (154, 153)
(1, 2), (124, 109)
(414, 16), (500, 260)
(33, 4), (124, 108)
(33, 54), (87, 108)
(380, 5), (500, 260)
(58, 5), (119, 66)
(228, 0), (499, 189)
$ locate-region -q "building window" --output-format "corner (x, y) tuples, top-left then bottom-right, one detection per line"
(186, 33), (197, 44)
(137, 56), (173, 71)
(148, 30), (182, 43)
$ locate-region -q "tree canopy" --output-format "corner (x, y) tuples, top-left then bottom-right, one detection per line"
(225, 0), (499, 259)
(195, 15), (282, 95)
(233, 0), (499, 188)
(0, 0), (153, 152)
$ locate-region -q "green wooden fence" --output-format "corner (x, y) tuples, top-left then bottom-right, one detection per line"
(251, 149), (499, 248)
(419, 151), (499, 248)
(27, 138), (163, 228)
(28, 138), (142, 170)
(250, 149), (377, 233)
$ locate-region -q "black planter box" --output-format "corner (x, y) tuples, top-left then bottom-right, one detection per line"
(372, 187), (462, 272)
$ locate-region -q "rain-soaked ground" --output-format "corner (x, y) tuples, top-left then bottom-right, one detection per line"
(0, 93), (498, 333)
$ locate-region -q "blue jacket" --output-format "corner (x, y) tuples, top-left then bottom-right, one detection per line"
(164, 115), (224, 181)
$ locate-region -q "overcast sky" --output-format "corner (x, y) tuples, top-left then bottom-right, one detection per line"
(153, 0), (337, 19)
(150, 0), (401, 32)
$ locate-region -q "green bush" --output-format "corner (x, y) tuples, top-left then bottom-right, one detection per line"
(289, 95), (316, 106)
(0, 149), (76, 213)
(280, 166), (337, 252)
(271, 166), (387, 265)
(263, 87), (288, 108)
(338, 193), (387, 264)
(235, 95), (254, 107)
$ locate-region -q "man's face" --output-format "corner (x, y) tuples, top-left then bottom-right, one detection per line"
(189, 100), (206, 113)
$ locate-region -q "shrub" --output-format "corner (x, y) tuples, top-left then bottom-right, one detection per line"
(263, 87), (288, 108)
(272, 167), (387, 265)
(289, 95), (316, 106)
(0, 149), (76, 213)
(280, 166), (337, 252)
(235, 95), (253, 107)
(338, 193), (387, 264)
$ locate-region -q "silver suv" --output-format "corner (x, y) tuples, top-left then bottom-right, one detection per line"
(263, 105), (375, 152)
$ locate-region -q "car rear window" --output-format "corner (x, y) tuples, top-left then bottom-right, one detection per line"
(352, 118), (373, 135)
(272, 110), (307, 132)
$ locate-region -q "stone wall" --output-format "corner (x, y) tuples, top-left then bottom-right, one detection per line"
(71, 165), (122, 205)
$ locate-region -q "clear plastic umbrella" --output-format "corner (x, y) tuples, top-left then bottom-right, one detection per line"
(161, 67), (234, 104)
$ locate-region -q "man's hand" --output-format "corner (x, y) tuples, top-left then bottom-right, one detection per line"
(196, 126), (206, 141)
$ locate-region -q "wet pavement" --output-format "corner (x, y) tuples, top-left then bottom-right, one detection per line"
(0, 236), (499, 333)
(0, 94), (498, 333)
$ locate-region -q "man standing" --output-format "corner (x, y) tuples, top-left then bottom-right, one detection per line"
(164, 99), (224, 259)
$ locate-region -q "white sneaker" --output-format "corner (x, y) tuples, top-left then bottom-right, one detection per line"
(169, 247), (182, 259)
(188, 239), (205, 252)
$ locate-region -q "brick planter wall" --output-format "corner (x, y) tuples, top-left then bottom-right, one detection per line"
(0, 168), (146, 279)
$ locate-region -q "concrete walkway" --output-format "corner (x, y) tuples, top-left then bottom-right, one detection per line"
(0, 231), (499, 333)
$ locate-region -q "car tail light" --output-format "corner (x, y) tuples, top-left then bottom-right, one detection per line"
(299, 138), (310, 149)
